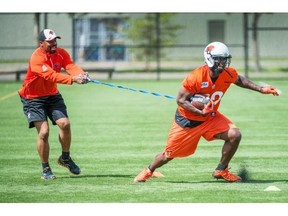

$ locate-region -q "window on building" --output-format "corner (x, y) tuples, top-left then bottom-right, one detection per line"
(74, 17), (128, 61)
(208, 20), (225, 42)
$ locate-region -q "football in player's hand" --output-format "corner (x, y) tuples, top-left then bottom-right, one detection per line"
(190, 94), (211, 110)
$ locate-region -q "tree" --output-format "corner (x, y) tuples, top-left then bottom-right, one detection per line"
(252, 13), (262, 73)
(126, 13), (183, 70)
(33, 13), (41, 46)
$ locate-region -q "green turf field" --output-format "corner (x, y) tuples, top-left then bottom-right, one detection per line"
(0, 78), (287, 208)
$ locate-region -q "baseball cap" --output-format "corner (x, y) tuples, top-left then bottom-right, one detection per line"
(38, 29), (61, 41)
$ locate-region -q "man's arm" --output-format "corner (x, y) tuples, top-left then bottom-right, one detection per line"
(60, 48), (90, 84)
(234, 75), (279, 96)
(176, 87), (213, 116)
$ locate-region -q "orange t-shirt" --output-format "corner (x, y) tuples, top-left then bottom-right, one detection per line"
(178, 65), (238, 121)
(18, 47), (84, 99)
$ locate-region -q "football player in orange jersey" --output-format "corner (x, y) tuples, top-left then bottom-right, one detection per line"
(19, 29), (90, 180)
(134, 41), (279, 183)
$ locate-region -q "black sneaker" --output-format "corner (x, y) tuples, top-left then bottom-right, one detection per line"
(41, 167), (56, 180)
(57, 156), (81, 175)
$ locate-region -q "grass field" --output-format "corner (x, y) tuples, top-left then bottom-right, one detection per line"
(0, 78), (287, 214)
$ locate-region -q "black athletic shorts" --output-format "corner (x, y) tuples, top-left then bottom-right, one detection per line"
(175, 109), (204, 128)
(20, 93), (68, 128)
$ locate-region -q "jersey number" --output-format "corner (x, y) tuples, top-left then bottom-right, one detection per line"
(208, 91), (223, 105)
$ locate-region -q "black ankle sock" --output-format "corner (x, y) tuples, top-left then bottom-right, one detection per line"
(42, 162), (50, 170)
(62, 151), (70, 160)
(148, 165), (154, 172)
(216, 163), (228, 170)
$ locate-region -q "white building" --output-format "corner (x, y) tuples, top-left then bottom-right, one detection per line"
(1, 13), (288, 71)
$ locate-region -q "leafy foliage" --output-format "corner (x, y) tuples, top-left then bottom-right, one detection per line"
(126, 13), (183, 68)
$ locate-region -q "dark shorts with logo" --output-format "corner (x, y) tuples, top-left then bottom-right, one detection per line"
(20, 93), (68, 128)
(175, 109), (204, 128)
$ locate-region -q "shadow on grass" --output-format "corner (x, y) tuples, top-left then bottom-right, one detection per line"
(59, 174), (134, 179)
(57, 174), (288, 184)
(166, 179), (288, 184)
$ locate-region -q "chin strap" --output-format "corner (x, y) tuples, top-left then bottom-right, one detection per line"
(211, 65), (224, 74)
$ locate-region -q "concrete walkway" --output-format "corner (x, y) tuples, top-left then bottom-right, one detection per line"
(1, 60), (288, 81)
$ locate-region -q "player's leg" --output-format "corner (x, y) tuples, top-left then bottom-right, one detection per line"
(55, 117), (80, 175)
(20, 96), (56, 180)
(56, 117), (71, 153)
(34, 120), (56, 180)
(212, 128), (242, 182)
(149, 152), (173, 172)
(203, 113), (242, 182)
(215, 128), (241, 168)
(134, 152), (171, 182)
(48, 93), (81, 175)
(34, 121), (50, 163)
(134, 119), (202, 182)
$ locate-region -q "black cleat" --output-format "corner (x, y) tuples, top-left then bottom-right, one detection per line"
(41, 167), (56, 180)
(57, 156), (81, 175)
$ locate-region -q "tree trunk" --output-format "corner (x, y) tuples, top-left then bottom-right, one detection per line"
(252, 13), (262, 73)
(34, 13), (41, 46)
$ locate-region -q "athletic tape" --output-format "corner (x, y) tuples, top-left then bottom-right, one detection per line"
(88, 78), (176, 100)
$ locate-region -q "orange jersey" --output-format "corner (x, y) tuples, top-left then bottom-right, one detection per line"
(18, 47), (84, 99)
(178, 65), (238, 121)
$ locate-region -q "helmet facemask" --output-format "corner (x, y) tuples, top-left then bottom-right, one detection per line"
(211, 55), (231, 74)
(204, 42), (232, 74)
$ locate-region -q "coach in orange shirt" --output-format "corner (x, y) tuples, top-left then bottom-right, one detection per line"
(134, 41), (279, 183)
(19, 29), (90, 180)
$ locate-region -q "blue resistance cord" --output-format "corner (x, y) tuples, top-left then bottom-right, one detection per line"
(88, 78), (176, 100)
